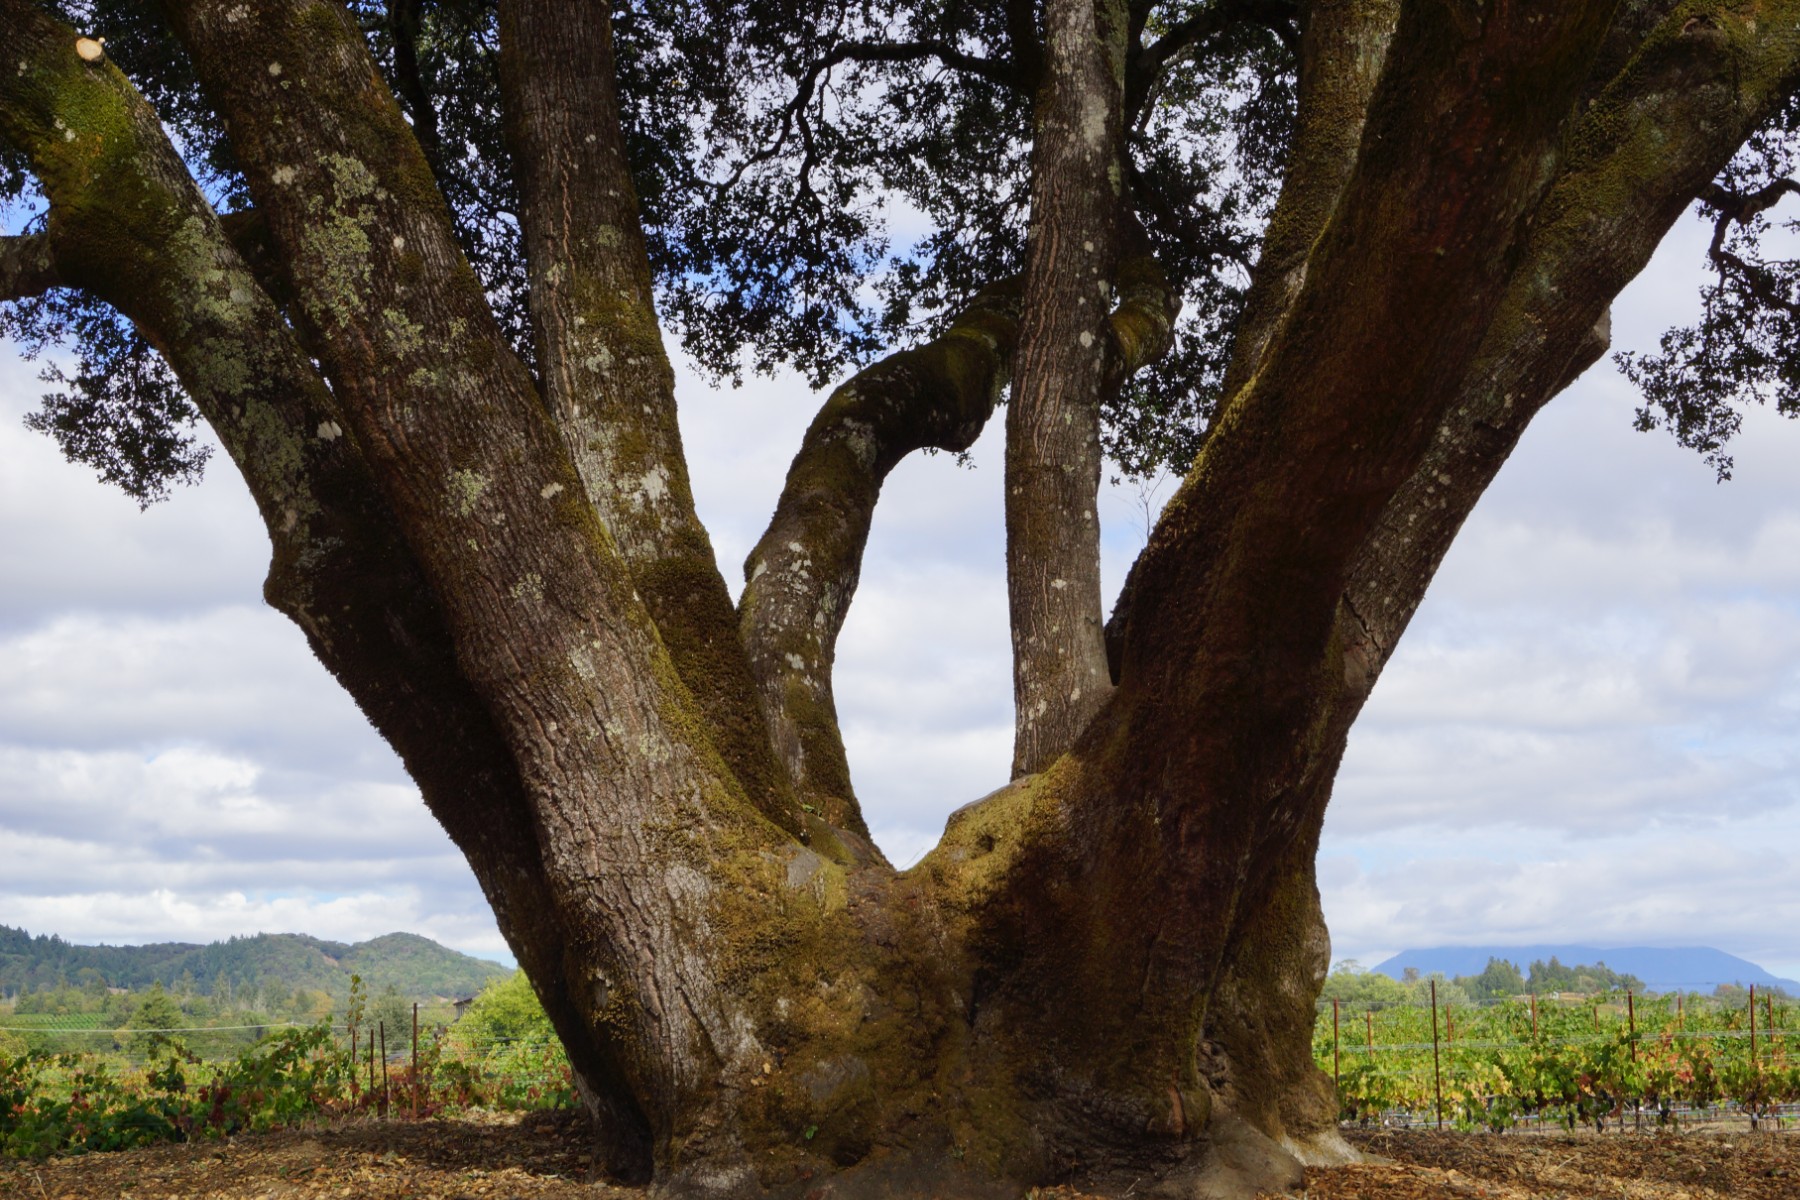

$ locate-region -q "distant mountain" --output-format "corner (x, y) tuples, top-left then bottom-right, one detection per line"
(0, 926), (509, 1000)
(1372, 945), (1800, 996)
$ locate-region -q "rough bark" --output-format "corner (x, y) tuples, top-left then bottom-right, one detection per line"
(1005, 0), (1132, 778)
(1108, 0), (1398, 680)
(497, 0), (804, 841)
(1076, 0), (1800, 1182)
(1201, 0), (1793, 1137)
(0, 4), (668, 1173)
(1216, 0), (1398, 402)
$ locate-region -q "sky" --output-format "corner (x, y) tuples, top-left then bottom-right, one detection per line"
(3, 209), (1799, 986)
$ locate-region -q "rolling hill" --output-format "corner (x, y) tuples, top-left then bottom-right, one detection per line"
(0, 926), (509, 1000)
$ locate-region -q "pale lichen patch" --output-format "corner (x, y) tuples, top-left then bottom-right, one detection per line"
(448, 468), (489, 518)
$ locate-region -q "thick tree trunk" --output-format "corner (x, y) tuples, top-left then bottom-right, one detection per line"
(10, 2), (1800, 1198)
(497, 0), (804, 840)
(1004, 0), (1130, 778)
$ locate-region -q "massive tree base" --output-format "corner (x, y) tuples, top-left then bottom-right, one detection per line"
(647, 1112), (1352, 1200)
(645, 1128), (1341, 1200)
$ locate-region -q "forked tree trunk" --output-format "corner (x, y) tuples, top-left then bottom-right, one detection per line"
(5, 1), (1800, 1197)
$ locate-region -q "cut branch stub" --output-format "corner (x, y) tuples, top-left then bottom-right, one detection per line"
(741, 278), (1024, 838)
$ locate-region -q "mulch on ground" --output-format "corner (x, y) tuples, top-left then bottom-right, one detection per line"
(2, 1115), (1797, 1198)
(0, 1110), (625, 1199)
(1308, 1127), (1800, 1200)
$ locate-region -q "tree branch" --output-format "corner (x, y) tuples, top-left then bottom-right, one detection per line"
(740, 277), (1024, 836)
(1130, 0), (1300, 121)
(717, 37), (1020, 195)
(818, 38), (1018, 91)
(1700, 178), (1800, 317)
(497, 0), (807, 842)
(386, 0), (447, 177)
(1100, 0), (1800, 1138)
(1106, 223), (1181, 381)
(0, 233), (63, 301)
(1006, 0), (1045, 93)
(1004, 0), (1134, 778)
(989, 0), (1625, 1108)
(1211, 0), (1398, 402)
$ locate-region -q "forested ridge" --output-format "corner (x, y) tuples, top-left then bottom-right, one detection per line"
(0, 926), (507, 1000)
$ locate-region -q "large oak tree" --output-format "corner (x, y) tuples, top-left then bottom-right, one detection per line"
(5, 0), (1800, 1196)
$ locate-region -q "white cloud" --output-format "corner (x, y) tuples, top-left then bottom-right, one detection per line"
(0, 357), (270, 631)
(1319, 214), (1800, 982)
(1320, 819), (1800, 986)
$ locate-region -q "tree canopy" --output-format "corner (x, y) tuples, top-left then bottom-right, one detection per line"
(18, 1), (1794, 511)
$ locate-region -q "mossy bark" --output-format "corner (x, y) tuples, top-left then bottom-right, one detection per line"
(0, 2), (664, 1171)
(1215, 0), (1398, 403)
(9, 2), (1800, 1198)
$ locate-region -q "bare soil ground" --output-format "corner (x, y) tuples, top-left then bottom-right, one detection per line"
(1, 1115), (1795, 1199)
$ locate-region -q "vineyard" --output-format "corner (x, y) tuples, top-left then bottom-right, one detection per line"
(1314, 984), (1800, 1132)
(0, 974), (575, 1160)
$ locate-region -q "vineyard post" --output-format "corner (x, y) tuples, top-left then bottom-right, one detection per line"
(1750, 983), (1759, 1130)
(349, 1026), (358, 1100)
(1677, 992), (1684, 1030)
(1431, 979), (1444, 1132)
(412, 1002), (420, 1119)
(380, 1020), (390, 1117)
(1530, 992), (1538, 1040)
(1333, 997), (1341, 1094)
(367, 1027), (376, 1104)
(1628, 992), (1638, 1132)
(1750, 984), (1758, 1063)
(1366, 1009), (1373, 1051)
